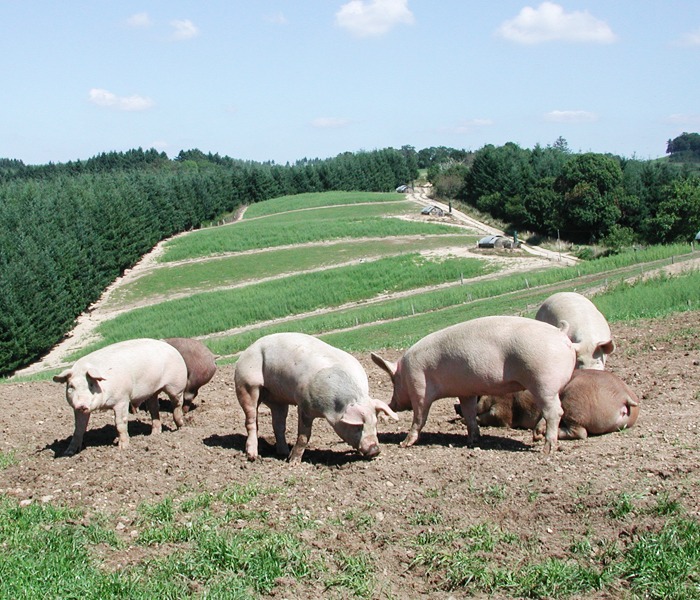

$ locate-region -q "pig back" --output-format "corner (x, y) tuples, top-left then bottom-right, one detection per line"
(75, 338), (187, 401)
(405, 316), (575, 396)
(235, 333), (367, 404)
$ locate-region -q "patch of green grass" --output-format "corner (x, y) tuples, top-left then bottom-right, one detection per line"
(243, 191), (402, 218)
(596, 270), (700, 321)
(620, 517), (700, 599)
(161, 199), (460, 262)
(325, 551), (376, 598)
(607, 491), (641, 519)
(409, 510), (444, 526)
(88, 254), (492, 351)
(0, 450), (18, 470)
(0, 481), (316, 600)
(106, 234), (476, 309)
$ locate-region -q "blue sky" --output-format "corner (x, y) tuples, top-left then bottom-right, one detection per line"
(2, 1), (699, 165)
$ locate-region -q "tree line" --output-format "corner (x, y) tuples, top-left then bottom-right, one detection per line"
(427, 134), (700, 247)
(0, 147), (418, 375)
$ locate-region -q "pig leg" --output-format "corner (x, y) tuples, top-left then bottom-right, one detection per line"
(288, 412), (314, 464)
(537, 394), (564, 454)
(65, 410), (90, 456)
(458, 396), (480, 444)
(558, 422), (588, 440)
(269, 402), (290, 457)
(403, 402), (430, 447)
(113, 402), (131, 450)
(145, 396), (162, 435)
(163, 386), (185, 429)
(238, 384), (261, 461)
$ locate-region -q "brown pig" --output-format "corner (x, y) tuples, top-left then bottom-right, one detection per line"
(371, 315), (576, 454)
(235, 333), (398, 464)
(477, 369), (640, 440)
(164, 337), (217, 412)
(53, 338), (187, 456)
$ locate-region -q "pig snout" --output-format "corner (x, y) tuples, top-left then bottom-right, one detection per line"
(359, 440), (380, 458)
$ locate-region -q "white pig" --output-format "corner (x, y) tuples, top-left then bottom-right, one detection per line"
(53, 338), (188, 456)
(535, 292), (614, 370)
(371, 315), (576, 454)
(234, 332), (398, 464)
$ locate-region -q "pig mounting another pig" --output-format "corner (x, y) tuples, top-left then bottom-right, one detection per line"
(53, 338), (188, 456)
(535, 291), (614, 370)
(164, 337), (217, 412)
(235, 332), (398, 464)
(476, 369), (640, 440)
(371, 315), (576, 454)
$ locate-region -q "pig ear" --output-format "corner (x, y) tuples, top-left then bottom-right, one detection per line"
(372, 398), (399, 421)
(53, 369), (72, 384)
(86, 366), (106, 382)
(599, 339), (615, 355)
(340, 403), (371, 426)
(370, 353), (397, 379)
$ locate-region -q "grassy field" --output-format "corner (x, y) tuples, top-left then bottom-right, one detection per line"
(1, 477), (697, 599)
(160, 198), (462, 263)
(105, 234), (477, 309)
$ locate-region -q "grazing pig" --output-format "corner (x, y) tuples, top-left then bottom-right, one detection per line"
(164, 337), (217, 412)
(235, 332), (398, 464)
(371, 315), (576, 453)
(53, 338), (187, 456)
(535, 292), (614, 370)
(476, 369), (640, 440)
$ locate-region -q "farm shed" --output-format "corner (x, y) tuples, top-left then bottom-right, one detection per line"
(695, 230), (700, 242)
(420, 205), (445, 217)
(477, 235), (520, 249)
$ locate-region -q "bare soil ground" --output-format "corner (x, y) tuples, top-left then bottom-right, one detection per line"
(1, 311), (698, 598)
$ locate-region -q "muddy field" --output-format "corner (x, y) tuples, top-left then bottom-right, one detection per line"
(1, 311), (699, 598)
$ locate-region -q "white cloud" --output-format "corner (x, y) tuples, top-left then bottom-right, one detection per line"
(126, 12), (151, 28)
(675, 28), (700, 47)
(311, 117), (351, 129)
(88, 88), (154, 112)
(335, 0), (414, 37)
(448, 118), (493, 134)
(497, 2), (616, 44)
(265, 12), (288, 26)
(545, 110), (598, 123)
(170, 19), (199, 41)
(664, 113), (700, 125)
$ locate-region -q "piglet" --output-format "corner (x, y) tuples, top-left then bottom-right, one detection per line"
(164, 337), (217, 412)
(53, 338), (187, 455)
(235, 332), (398, 464)
(371, 315), (576, 453)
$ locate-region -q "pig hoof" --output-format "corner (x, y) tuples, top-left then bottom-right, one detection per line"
(63, 447), (78, 457)
(363, 444), (380, 459)
(246, 453), (258, 462)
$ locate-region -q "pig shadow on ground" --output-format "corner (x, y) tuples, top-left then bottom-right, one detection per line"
(377, 431), (531, 452)
(203, 433), (367, 466)
(45, 421), (153, 458)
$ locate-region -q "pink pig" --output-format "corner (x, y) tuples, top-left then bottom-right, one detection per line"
(235, 333), (398, 464)
(53, 338), (187, 456)
(371, 315), (576, 453)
